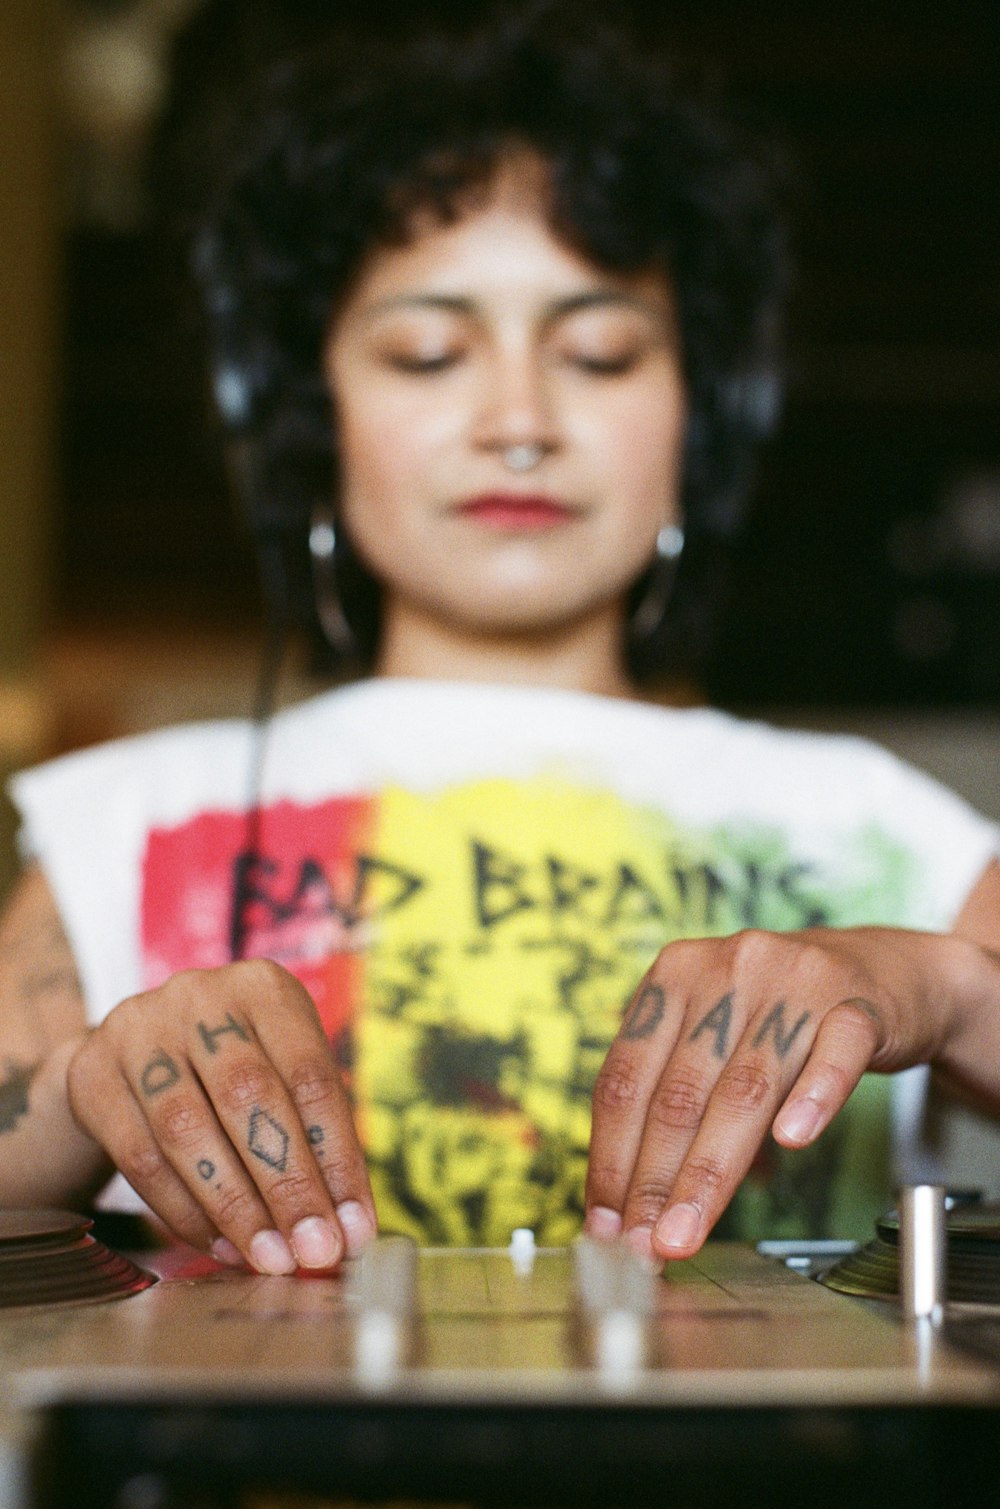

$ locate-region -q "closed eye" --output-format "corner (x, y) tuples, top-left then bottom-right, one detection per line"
(387, 352), (459, 374)
(570, 353), (641, 376)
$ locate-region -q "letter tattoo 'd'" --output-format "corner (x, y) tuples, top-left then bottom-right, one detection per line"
(197, 1013), (250, 1055)
(752, 1001), (810, 1059)
(140, 1049), (181, 1097)
(621, 983), (666, 1041)
(689, 993), (734, 1059)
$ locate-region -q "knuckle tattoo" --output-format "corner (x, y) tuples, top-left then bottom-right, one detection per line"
(620, 982), (666, 1041)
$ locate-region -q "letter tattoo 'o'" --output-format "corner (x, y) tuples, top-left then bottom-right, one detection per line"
(690, 993), (734, 1060)
(197, 1159), (216, 1181)
(621, 983), (666, 1041)
(197, 1012), (250, 1055)
(140, 1049), (182, 1098)
(308, 1125), (325, 1146)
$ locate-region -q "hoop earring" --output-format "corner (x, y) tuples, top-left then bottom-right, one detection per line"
(629, 522), (684, 642)
(309, 505), (356, 660)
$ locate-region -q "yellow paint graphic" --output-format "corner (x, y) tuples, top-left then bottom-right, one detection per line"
(353, 776), (893, 1246)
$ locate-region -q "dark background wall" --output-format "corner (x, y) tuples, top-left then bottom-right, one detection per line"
(57, 0), (1000, 708)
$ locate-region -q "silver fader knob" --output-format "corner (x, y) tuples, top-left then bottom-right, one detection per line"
(346, 1235), (419, 1383)
(573, 1236), (656, 1379)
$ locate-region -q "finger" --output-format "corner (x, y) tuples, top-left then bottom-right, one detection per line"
(250, 970), (377, 1256)
(584, 972), (684, 1235)
(772, 996), (882, 1148)
(125, 1035), (296, 1271)
(636, 996), (820, 1261)
(68, 1047), (227, 1253)
(184, 1024), (353, 1272)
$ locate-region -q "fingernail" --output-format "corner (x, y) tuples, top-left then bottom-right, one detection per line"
(335, 1200), (376, 1257)
(249, 1228), (296, 1275)
(585, 1206), (623, 1240)
(291, 1216), (342, 1270)
(210, 1236), (245, 1267)
(776, 1096), (823, 1146)
(653, 1202), (701, 1252)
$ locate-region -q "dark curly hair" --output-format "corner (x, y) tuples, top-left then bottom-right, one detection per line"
(192, 2), (787, 681)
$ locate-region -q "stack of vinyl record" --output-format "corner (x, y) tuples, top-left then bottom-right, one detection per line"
(0, 1209), (155, 1310)
(821, 1203), (1000, 1304)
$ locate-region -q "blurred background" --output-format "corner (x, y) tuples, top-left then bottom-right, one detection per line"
(1, 0), (999, 902)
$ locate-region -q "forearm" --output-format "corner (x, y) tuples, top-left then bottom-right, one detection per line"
(0, 1036), (113, 1208)
(931, 940), (1000, 1113)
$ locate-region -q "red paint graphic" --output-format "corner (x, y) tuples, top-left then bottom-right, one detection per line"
(141, 796), (374, 1043)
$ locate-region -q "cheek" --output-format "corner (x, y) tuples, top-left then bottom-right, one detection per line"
(336, 390), (460, 526)
(587, 385), (687, 509)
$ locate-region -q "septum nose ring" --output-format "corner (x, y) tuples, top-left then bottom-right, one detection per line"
(502, 444), (546, 473)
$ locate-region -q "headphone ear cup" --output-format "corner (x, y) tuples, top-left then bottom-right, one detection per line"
(685, 366), (783, 540)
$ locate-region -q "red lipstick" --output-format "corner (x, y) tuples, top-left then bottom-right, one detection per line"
(455, 493), (576, 530)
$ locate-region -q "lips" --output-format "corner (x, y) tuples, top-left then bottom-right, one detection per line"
(455, 493), (577, 530)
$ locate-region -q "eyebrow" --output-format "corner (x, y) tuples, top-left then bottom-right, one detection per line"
(363, 290), (670, 324)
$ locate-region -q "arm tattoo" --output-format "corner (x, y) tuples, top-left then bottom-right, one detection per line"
(197, 1013), (250, 1055)
(248, 1106), (290, 1172)
(10, 917), (83, 1007)
(0, 1061), (39, 1135)
(621, 982), (666, 1041)
(140, 1048), (182, 1097)
(689, 993), (734, 1059)
(752, 1001), (810, 1059)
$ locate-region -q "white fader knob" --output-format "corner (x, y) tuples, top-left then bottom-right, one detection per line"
(899, 1183), (946, 1323)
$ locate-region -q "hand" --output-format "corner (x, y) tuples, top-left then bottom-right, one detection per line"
(67, 960), (376, 1273)
(584, 926), (955, 1263)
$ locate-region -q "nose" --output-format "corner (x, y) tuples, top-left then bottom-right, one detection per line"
(472, 347), (561, 463)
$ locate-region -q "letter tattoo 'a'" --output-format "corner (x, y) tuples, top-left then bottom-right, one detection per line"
(752, 1001), (810, 1059)
(621, 982), (666, 1041)
(689, 993), (734, 1060)
(140, 1049), (181, 1097)
(197, 1012), (250, 1055)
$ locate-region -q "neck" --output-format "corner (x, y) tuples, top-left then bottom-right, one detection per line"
(374, 602), (637, 700)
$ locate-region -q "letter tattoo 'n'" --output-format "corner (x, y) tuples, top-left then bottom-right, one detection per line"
(140, 1049), (181, 1097)
(621, 983), (666, 1041)
(197, 1013), (250, 1055)
(752, 1001), (810, 1059)
(689, 993), (734, 1059)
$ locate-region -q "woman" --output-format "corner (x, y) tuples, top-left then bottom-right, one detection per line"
(3, 7), (999, 1275)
